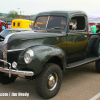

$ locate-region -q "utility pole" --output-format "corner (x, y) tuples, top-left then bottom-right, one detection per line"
(17, 8), (20, 15)
(20, 11), (21, 18)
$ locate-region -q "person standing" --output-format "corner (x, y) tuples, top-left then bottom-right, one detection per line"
(5, 22), (8, 29)
(1, 23), (5, 31)
(91, 25), (97, 33)
(96, 24), (100, 33)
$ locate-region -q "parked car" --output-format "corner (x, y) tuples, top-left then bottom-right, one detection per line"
(11, 19), (34, 29)
(0, 20), (8, 32)
(0, 28), (31, 38)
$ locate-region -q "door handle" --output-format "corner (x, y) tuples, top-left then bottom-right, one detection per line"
(56, 37), (59, 41)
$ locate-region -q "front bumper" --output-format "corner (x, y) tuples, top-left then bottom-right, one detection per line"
(0, 59), (34, 77)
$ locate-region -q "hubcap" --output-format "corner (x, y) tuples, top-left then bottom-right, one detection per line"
(47, 72), (58, 91)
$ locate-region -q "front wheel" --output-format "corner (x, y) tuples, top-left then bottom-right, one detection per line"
(35, 63), (62, 99)
(0, 72), (17, 84)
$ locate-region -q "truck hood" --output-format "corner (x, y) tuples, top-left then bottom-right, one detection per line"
(6, 30), (64, 42)
(5, 30), (65, 50)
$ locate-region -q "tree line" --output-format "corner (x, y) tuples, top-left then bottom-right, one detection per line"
(0, 10), (26, 18)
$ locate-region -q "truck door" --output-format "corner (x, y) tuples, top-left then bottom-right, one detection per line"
(66, 15), (88, 62)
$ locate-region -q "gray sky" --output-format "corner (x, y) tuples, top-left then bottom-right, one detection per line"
(0, 0), (100, 15)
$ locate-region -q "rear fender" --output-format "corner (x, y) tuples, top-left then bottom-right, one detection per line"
(93, 38), (100, 56)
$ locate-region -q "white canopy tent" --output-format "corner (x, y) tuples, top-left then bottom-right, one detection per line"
(88, 10), (100, 23)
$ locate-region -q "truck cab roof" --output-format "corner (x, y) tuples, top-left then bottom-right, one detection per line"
(37, 11), (87, 17)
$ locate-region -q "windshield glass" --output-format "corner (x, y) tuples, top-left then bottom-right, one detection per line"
(34, 16), (48, 28)
(0, 30), (19, 38)
(34, 16), (66, 30)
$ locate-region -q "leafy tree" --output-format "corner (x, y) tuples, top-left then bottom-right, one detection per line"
(0, 13), (3, 16)
(7, 10), (19, 18)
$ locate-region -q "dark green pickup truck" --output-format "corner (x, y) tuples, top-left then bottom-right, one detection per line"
(0, 11), (100, 99)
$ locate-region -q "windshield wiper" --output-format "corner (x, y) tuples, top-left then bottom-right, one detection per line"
(0, 35), (5, 42)
(46, 27), (62, 33)
(35, 26), (41, 30)
(51, 27), (62, 29)
(0, 35), (5, 39)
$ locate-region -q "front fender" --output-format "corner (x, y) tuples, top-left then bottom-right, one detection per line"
(18, 45), (67, 75)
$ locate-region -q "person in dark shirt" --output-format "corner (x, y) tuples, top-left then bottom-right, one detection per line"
(96, 24), (100, 33)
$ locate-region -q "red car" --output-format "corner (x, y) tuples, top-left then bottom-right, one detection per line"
(0, 20), (8, 32)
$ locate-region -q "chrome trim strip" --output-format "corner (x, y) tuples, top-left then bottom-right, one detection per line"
(46, 16), (50, 28)
(4, 33), (15, 44)
(3, 52), (8, 66)
(0, 59), (11, 67)
(6, 49), (25, 52)
(3, 33), (15, 66)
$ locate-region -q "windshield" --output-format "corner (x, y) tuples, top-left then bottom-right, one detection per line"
(0, 30), (19, 38)
(34, 16), (66, 30)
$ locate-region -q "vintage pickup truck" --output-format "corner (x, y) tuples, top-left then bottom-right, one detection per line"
(0, 11), (100, 99)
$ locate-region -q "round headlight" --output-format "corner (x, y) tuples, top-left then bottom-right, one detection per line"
(12, 61), (17, 69)
(24, 49), (34, 64)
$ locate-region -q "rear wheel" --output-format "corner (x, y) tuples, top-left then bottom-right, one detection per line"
(35, 63), (62, 99)
(0, 72), (17, 84)
(97, 41), (100, 56)
(95, 60), (100, 73)
(93, 39), (100, 57)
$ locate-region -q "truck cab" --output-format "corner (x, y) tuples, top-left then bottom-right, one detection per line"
(33, 11), (88, 62)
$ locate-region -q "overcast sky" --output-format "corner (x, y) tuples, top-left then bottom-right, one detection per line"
(0, 0), (100, 15)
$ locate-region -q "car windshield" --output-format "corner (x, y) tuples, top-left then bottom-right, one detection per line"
(0, 30), (20, 38)
(34, 16), (66, 30)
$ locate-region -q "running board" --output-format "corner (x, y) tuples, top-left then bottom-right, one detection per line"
(66, 57), (100, 69)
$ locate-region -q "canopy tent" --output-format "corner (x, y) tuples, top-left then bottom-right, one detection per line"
(88, 10), (100, 23)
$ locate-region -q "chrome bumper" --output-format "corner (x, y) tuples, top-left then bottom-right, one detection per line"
(0, 59), (34, 77)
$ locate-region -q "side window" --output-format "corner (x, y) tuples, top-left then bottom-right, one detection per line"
(18, 23), (20, 27)
(34, 16), (48, 28)
(69, 16), (85, 30)
(13, 22), (15, 26)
